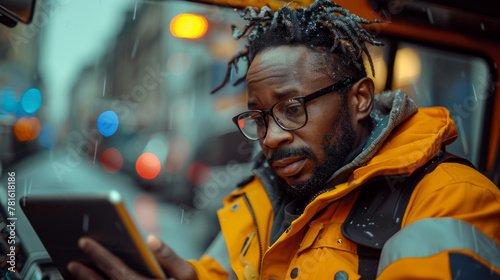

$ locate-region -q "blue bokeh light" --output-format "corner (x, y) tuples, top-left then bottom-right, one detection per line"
(40, 124), (58, 148)
(1, 89), (17, 114)
(97, 110), (119, 137)
(21, 88), (42, 113)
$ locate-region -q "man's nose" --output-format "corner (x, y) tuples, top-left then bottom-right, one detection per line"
(262, 117), (293, 149)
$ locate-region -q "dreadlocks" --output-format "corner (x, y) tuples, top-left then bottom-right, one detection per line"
(211, 0), (384, 94)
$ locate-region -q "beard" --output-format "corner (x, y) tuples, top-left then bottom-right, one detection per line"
(271, 105), (356, 199)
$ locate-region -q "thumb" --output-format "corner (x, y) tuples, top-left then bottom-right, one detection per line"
(147, 235), (198, 280)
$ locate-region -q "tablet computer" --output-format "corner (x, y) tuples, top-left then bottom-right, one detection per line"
(20, 191), (166, 280)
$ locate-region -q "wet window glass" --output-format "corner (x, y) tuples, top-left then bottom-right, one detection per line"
(392, 42), (490, 165)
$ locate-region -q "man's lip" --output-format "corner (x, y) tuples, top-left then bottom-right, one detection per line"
(272, 157), (307, 177)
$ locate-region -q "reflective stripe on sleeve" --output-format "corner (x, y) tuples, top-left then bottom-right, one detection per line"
(377, 217), (500, 276)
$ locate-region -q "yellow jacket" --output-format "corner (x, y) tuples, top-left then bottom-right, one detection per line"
(188, 91), (500, 279)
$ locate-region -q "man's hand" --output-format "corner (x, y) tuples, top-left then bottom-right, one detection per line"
(67, 235), (198, 280)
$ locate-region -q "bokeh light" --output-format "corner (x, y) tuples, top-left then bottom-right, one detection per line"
(134, 195), (160, 233)
(136, 152), (161, 179)
(97, 110), (119, 137)
(170, 13), (208, 39)
(186, 161), (211, 186)
(39, 124), (58, 148)
(393, 47), (422, 89)
(143, 134), (168, 164)
(13, 117), (41, 141)
(21, 88), (42, 113)
(1, 89), (17, 113)
(165, 135), (191, 174)
(101, 147), (123, 174)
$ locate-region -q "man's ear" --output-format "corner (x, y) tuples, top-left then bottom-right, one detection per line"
(347, 77), (374, 126)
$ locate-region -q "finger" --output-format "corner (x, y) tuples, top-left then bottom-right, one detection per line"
(147, 235), (197, 280)
(78, 237), (143, 280)
(67, 262), (105, 280)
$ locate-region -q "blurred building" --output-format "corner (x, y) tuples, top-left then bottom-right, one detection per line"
(0, 1), (44, 167)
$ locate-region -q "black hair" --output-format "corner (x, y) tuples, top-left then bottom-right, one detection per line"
(211, 0), (384, 94)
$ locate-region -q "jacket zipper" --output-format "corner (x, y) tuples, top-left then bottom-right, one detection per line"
(242, 193), (264, 272)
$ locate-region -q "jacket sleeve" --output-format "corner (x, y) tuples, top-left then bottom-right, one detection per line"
(187, 255), (229, 280)
(186, 231), (232, 280)
(376, 163), (500, 279)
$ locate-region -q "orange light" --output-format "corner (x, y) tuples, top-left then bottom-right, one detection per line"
(136, 153), (161, 180)
(13, 117), (40, 142)
(170, 13), (208, 39)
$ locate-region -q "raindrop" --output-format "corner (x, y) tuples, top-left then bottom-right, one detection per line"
(412, 83), (421, 97)
(480, 22), (485, 31)
(131, 37), (140, 59)
(426, 8), (434, 25)
(455, 116), (470, 154)
(102, 76), (107, 97)
(115, 221), (124, 232)
(472, 84), (478, 102)
(396, 217), (400, 223)
(133, 1), (138, 20)
(82, 214), (89, 233)
(364, 231), (374, 239)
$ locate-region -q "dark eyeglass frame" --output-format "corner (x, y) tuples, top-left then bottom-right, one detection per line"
(233, 77), (353, 141)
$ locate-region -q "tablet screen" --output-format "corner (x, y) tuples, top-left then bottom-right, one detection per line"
(20, 192), (165, 279)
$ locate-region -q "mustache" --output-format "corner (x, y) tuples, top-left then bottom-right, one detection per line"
(268, 147), (318, 165)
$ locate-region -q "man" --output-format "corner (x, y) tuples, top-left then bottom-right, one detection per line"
(69, 0), (500, 279)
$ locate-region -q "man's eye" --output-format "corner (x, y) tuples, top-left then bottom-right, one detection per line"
(285, 104), (304, 116)
(253, 117), (265, 125)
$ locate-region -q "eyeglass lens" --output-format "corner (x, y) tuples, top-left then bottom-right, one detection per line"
(237, 98), (307, 140)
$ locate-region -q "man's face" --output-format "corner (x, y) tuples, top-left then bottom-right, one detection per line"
(246, 45), (356, 198)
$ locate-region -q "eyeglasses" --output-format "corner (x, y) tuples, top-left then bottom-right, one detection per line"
(233, 77), (353, 141)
